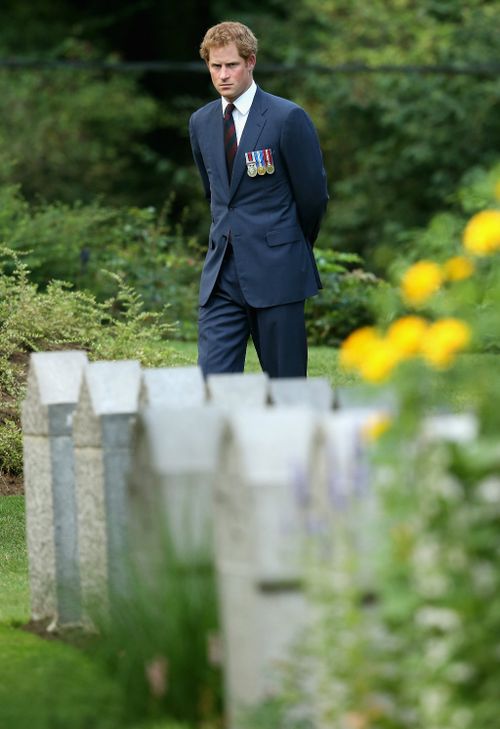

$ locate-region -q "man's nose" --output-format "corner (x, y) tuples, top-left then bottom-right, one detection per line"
(220, 66), (230, 78)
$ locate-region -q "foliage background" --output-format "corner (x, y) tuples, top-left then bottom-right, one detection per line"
(0, 0), (499, 262)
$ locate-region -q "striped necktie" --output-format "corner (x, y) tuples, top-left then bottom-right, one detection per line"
(223, 103), (237, 180)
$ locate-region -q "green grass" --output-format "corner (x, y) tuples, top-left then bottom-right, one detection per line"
(0, 623), (126, 729)
(0, 495), (29, 624)
(171, 340), (355, 385)
(0, 493), (204, 729)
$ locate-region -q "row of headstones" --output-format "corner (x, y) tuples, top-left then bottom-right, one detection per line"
(21, 350), (477, 726)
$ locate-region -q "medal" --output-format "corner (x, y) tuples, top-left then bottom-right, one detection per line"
(245, 151), (258, 177)
(264, 148), (275, 175)
(256, 150), (266, 175)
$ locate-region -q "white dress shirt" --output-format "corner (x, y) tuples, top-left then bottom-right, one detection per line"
(222, 81), (257, 144)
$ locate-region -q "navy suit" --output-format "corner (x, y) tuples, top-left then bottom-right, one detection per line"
(189, 86), (328, 376)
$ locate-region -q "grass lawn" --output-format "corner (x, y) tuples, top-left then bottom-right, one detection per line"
(0, 498), (198, 729)
(0, 496), (29, 624)
(171, 340), (356, 385)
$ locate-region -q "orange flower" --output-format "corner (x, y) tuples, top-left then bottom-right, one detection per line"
(358, 340), (401, 383)
(442, 255), (475, 281)
(339, 326), (380, 370)
(362, 413), (392, 442)
(421, 318), (471, 368)
(401, 261), (443, 306)
(463, 210), (500, 256)
(387, 316), (428, 357)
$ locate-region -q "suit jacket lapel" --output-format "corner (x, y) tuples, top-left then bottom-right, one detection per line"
(229, 87), (267, 200)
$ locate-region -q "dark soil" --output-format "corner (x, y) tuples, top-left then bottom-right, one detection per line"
(0, 472), (23, 495)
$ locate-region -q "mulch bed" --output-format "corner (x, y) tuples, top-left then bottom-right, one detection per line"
(0, 473), (23, 496)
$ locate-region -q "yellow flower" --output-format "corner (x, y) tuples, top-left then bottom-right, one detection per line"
(401, 261), (443, 306)
(442, 255), (475, 281)
(387, 316), (428, 357)
(421, 318), (471, 369)
(358, 340), (401, 383)
(339, 326), (380, 370)
(463, 210), (500, 256)
(362, 413), (392, 442)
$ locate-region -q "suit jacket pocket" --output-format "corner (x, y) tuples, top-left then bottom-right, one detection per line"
(266, 226), (303, 247)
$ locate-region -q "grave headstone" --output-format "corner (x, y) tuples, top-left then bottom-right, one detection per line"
(128, 406), (228, 566)
(269, 377), (333, 410)
(214, 409), (320, 725)
(207, 372), (269, 407)
(139, 365), (206, 408)
(21, 350), (88, 626)
(314, 408), (387, 594)
(72, 359), (141, 613)
(422, 412), (478, 443)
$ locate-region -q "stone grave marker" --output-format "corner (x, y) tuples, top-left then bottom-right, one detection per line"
(207, 372), (269, 407)
(21, 350), (88, 626)
(214, 408), (320, 725)
(140, 365), (206, 408)
(128, 406), (228, 568)
(72, 359), (141, 614)
(269, 377), (333, 410)
(422, 412), (477, 442)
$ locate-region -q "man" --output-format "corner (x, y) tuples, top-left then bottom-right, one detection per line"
(189, 21), (328, 378)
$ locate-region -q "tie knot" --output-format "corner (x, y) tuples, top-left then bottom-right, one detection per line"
(224, 103), (235, 119)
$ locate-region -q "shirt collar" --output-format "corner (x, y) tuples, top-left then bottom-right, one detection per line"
(222, 81), (257, 116)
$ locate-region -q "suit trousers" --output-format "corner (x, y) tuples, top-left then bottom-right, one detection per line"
(198, 246), (307, 378)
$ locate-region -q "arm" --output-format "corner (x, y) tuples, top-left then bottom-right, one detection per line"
(280, 106), (329, 245)
(189, 113), (211, 203)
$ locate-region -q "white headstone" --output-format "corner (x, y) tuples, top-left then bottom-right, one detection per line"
(315, 408), (385, 590)
(207, 373), (269, 407)
(215, 408), (321, 723)
(269, 377), (333, 411)
(128, 406), (228, 565)
(140, 366), (206, 408)
(73, 359), (141, 615)
(422, 413), (478, 442)
(21, 350), (88, 626)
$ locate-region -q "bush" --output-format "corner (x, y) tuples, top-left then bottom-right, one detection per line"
(306, 249), (382, 346)
(0, 187), (203, 338)
(0, 248), (181, 478)
(0, 65), (158, 203)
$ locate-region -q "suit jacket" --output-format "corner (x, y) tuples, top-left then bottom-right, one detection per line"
(189, 86), (329, 308)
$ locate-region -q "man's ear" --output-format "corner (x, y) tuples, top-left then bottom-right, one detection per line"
(247, 53), (256, 72)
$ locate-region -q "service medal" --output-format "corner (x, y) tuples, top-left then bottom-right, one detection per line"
(264, 148), (275, 174)
(245, 151), (258, 177)
(256, 150), (266, 175)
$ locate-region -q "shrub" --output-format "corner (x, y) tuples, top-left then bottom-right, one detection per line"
(0, 187), (202, 339)
(306, 249), (382, 346)
(0, 248), (180, 478)
(0, 66), (158, 203)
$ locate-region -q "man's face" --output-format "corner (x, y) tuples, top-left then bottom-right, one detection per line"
(207, 42), (256, 102)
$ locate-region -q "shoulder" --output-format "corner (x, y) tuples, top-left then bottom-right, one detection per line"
(258, 88), (300, 111)
(256, 87), (312, 123)
(190, 99), (219, 128)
